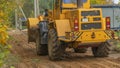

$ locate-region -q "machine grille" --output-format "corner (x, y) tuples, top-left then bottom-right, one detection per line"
(81, 23), (101, 30)
(81, 10), (100, 16)
(93, 17), (101, 21)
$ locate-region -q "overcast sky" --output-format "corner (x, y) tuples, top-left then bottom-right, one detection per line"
(114, 0), (119, 4)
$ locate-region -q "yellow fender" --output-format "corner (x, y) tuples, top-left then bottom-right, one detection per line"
(27, 18), (39, 42)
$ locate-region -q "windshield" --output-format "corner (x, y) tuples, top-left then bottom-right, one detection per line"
(63, 0), (77, 4)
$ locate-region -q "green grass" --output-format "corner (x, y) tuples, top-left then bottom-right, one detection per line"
(112, 31), (120, 52)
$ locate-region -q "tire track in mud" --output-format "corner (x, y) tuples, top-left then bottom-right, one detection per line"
(59, 54), (107, 68)
(98, 59), (120, 68)
(84, 58), (120, 68)
(61, 62), (90, 68)
(10, 32), (36, 58)
(55, 54), (119, 68)
(83, 58), (120, 68)
(17, 63), (28, 68)
(55, 56), (97, 68)
(11, 34), (29, 58)
(74, 57), (107, 68)
(77, 60), (104, 68)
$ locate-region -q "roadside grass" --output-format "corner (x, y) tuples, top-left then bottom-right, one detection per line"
(112, 31), (120, 52)
(2, 54), (21, 68)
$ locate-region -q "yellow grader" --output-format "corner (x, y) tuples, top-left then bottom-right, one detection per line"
(28, 0), (114, 60)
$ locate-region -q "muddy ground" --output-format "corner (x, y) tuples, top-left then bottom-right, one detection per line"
(5, 30), (120, 68)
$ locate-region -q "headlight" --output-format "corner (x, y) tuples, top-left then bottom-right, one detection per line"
(82, 18), (88, 22)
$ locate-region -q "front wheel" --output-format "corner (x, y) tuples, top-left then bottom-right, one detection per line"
(92, 42), (110, 57)
(48, 28), (63, 60)
(36, 30), (48, 55)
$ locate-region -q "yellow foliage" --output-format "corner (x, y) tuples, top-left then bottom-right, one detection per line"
(0, 0), (15, 67)
(0, 11), (4, 17)
(0, 25), (8, 45)
(0, 23), (10, 67)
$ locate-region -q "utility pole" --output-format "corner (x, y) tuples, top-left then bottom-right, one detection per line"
(34, 0), (37, 17)
(34, 0), (40, 17)
(15, 9), (18, 30)
(37, 0), (40, 16)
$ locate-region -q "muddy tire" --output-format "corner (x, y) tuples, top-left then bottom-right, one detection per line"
(92, 42), (110, 57)
(74, 48), (87, 53)
(48, 28), (62, 61)
(36, 30), (48, 55)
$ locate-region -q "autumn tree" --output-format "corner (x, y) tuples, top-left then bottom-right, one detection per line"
(0, 0), (15, 67)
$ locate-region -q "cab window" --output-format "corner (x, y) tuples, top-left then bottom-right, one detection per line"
(63, 0), (77, 4)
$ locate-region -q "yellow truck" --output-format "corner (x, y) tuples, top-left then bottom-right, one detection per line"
(28, 0), (114, 60)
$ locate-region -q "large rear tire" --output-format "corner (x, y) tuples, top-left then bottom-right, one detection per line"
(36, 30), (48, 55)
(92, 42), (110, 57)
(74, 48), (87, 53)
(48, 28), (63, 60)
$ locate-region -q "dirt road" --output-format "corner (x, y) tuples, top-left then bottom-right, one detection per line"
(7, 30), (120, 68)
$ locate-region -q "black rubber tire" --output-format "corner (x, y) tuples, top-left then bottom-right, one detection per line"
(48, 28), (62, 61)
(92, 42), (110, 57)
(74, 48), (87, 53)
(36, 30), (48, 55)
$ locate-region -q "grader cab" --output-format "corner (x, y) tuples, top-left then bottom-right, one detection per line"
(28, 0), (114, 60)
